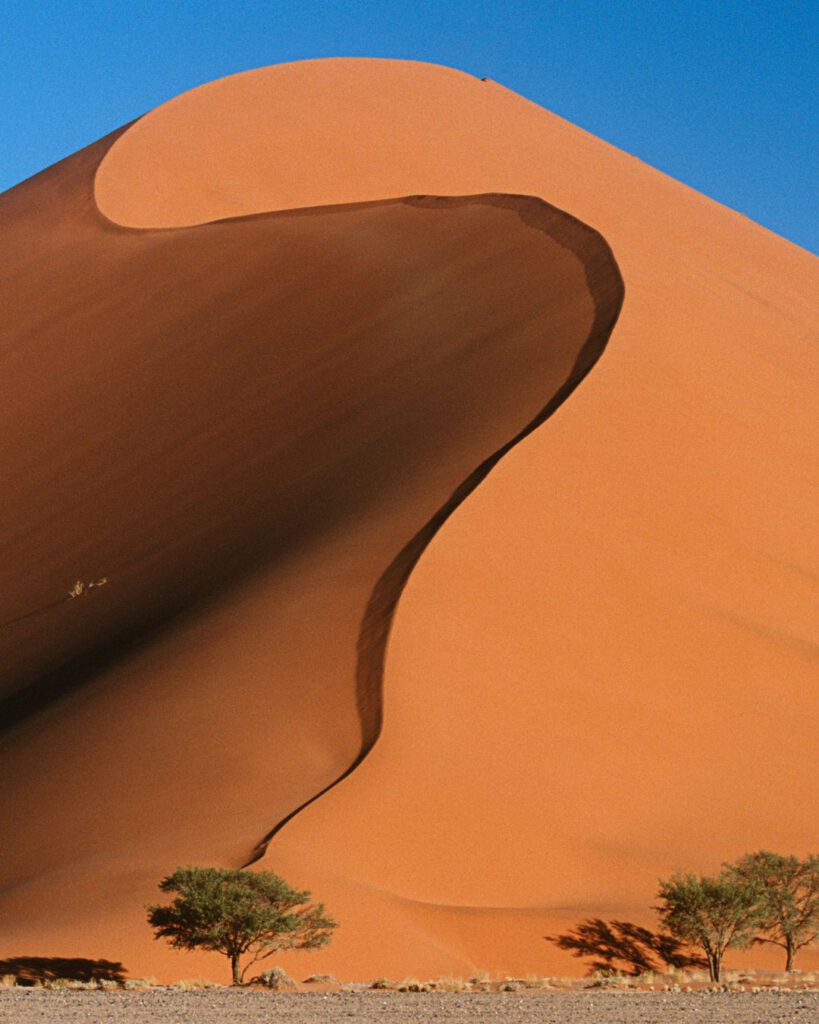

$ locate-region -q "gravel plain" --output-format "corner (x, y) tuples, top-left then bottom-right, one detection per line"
(2, 989), (818, 1024)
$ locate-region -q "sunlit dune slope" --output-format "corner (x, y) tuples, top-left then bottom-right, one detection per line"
(0, 76), (623, 980)
(90, 59), (819, 978)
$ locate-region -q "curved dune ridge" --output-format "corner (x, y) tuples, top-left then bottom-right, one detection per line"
(0, 75), (622, 978)
(2, 58), (818, 982)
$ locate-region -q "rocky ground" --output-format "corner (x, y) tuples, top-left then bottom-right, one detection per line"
(1, 989), (818, 1023)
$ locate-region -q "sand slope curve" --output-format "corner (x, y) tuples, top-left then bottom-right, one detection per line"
(91, 58), (818, 979)
(1, 58), (816, 981)
(0, 86), (625, 980)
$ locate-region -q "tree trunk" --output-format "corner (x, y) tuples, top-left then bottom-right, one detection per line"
(708, 951), (720, 983)
(231, 954), (241, 986)
(785, 939), (794, 972)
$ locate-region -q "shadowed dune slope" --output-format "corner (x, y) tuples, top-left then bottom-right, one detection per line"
(1, 58), (816, 982)
(0, 100), (623, 979)
(86, 59), (819, 979)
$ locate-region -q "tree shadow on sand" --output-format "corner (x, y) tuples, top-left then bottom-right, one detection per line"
(546, 918), (706, 976)
(0, 957), (127, 985)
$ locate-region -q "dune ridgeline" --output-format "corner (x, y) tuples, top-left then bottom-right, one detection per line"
(0, 59), (816, 981)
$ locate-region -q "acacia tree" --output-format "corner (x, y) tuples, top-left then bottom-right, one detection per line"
(726, 851), (819, 971)
(655, 872), (764, 982)
(147, 866), (337, 985)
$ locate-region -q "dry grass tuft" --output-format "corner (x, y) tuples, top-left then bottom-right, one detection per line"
(173, 978), (216, 990)
(522, 974), (554, 989)
(397, 976), (431, 992)
(586, 970), (636, 989)
(433, 975), (472, 992)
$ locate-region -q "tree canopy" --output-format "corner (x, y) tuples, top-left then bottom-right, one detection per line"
(726, 851), (819, 971)
(655, 871), (764, 982)
(146, 866), (337, 985)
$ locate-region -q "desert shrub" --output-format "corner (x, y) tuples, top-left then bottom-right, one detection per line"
(397, 976), (430, 992)
(253, 966), (297, 990)
(370, 977), (390, 989)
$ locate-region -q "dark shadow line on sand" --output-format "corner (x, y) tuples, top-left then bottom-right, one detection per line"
(244, 195), (624, 863)
(3, 128), (623, 863)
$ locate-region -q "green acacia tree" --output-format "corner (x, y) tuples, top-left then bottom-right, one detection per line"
(726, 851), (819, 971)
(655, 871), (764, 982)
(147, 866), (337, 985)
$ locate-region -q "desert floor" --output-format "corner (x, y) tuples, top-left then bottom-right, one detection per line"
(1, 990), (818, 1024)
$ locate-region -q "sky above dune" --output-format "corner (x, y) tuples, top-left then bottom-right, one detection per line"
(1, 0), (816, 253)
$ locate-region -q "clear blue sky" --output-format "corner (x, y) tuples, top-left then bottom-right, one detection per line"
(2, 0), (817, 252)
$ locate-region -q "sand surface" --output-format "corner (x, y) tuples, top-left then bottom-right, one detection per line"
(1, 59), (817, 983)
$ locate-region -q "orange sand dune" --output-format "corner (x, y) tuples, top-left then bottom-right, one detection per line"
(2, 59), (817, 982)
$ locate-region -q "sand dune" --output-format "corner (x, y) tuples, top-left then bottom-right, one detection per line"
(1, 59), (816, 981)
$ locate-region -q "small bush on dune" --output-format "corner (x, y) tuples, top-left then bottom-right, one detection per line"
(173, 978), (217, 990)
(0, 975), (17, 988)
(370, 977), (390, 989)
